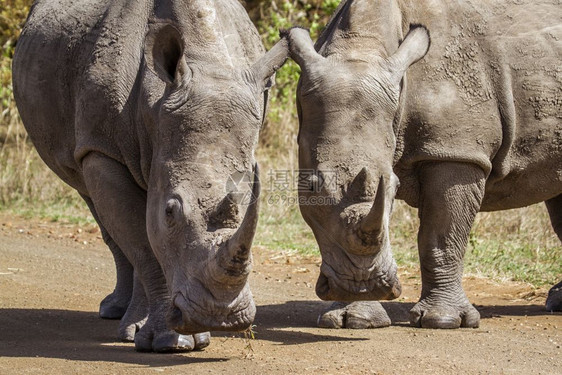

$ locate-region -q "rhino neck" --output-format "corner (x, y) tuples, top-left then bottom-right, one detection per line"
(317, 0), (404, 61)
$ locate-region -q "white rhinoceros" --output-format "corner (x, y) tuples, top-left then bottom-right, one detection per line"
(286, 0), (561, 329)
(13, 0), (288, 352)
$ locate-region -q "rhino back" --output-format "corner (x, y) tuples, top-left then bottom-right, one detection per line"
(393, 0), (562, 209)
(13, 0), (264, 194)
(13, 0), (118, 193)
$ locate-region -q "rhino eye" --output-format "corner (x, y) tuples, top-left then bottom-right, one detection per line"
(165, 198), (182, 223)
(307, 175), (321, 192)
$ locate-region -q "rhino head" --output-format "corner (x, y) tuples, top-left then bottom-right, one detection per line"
(287, 25), (430, 301)
(140, 21), (288, 334)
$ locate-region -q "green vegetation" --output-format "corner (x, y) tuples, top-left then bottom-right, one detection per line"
(0, 0), (560, 287)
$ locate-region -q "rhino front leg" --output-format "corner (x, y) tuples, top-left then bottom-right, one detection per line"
(545, 195), (562, 312)
(98, 242), (134, 319)
(82, 153), (209, 352)
(117, 272), (148, 341)
(410, 162), (485, 329)
(82, 196), (134, 320)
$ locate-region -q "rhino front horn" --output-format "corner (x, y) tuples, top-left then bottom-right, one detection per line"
(213, 164), (260, 282)
(360, 176), (387, 236)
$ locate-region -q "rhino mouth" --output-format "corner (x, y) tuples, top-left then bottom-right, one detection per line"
(315, 262), (401, 301)
(167, 280), (256, 334)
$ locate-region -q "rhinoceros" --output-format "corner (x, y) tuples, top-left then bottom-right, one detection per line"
(13, 0), (288, 351)
(286, 0), (561, 329)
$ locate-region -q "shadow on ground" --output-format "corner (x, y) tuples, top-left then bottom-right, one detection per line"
(476, 303), (557, 318)
(0, 309), (226, 366)
(256, 300), (558, 328)
(1, 302), (557, 362)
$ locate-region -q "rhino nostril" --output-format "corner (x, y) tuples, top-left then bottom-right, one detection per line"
(167, 302), (184, 330)
(315, 271), (331, 299)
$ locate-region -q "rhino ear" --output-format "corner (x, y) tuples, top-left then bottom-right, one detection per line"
(286, 27), (325, 71)
(249, 35), (290, 92)
(387, 24), (430, 83)
(145, 23), (191, 86)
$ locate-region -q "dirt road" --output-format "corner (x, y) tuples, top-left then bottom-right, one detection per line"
(0, 215), (560, 374)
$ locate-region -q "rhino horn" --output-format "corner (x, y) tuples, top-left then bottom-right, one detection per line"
(209, 192), (241, 229)
(347, 167), (375, 201)
(214, 164), (260, 281)
(360, 175), (387, 235)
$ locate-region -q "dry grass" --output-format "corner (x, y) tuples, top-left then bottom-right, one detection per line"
(390, 201), (560, 287)
(254, 81), (312, 250)
(0, 103), (87, 221)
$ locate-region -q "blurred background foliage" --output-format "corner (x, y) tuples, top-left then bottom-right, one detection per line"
(0, 0), (338, 208)
(0, 0), (559, 287)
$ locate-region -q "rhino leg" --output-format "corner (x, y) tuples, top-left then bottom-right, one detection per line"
(545, 195), (562, 312)
(317, 301), (391, 329)
(81, 153), (209, 352)
(98, 246), (133, 319)
(117, 272), (148, 341)
(410, 162), (485, 329)
(82, 196), (133, 319)
(115, 273), (209, 350)
(83, 196), (134, 319)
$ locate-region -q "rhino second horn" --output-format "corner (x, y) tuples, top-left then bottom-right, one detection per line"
(347, 167), (375, 201)
(214, 165), (260, 281)
(360, 176), (386, 235)
(210, 193), (241, 229)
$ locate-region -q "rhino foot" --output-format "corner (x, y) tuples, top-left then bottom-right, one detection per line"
(410, 297), (480, 329)
(317, 301), (391, 329)
(126, 299), (210, 352)
(117, 296), (148, 342)
(135, 328), (211, 353)
(118, 313), (148, 342)
(546, 281), (562, 312)
(99, 291), (131, 320)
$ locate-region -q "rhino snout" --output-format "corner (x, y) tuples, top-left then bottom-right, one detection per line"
(315, 262), (401, 301)
(167, 282), (256, 334)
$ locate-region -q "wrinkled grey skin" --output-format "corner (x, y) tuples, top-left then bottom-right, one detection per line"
(287, 0), (561, 329)
(13, 0), (288, 351)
